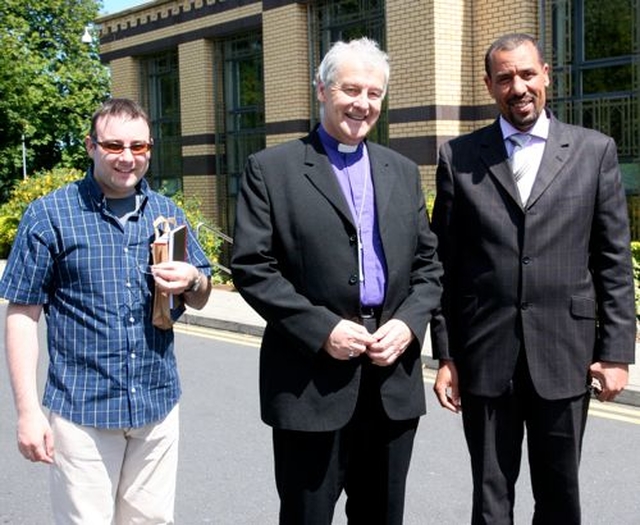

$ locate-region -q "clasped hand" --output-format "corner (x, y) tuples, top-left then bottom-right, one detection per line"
(324, 319), (413, 366)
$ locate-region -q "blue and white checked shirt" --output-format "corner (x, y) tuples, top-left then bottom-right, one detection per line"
(0, 169), (211, 428)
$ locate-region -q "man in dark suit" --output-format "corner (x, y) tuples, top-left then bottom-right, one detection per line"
(430, 33), (636, 524)
(231, 37), (442, 524)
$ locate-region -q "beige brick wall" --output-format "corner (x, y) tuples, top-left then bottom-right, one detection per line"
(266, 133), (307, 148)
(179, 39), (215, 137)
(262, 3), (311, 146)
(179, 39), (218, 222)
(387, 0), (473, 189)
(386, 0), (436, 110)
(109, 57), (141, 101)
(433, 0), (473, 109)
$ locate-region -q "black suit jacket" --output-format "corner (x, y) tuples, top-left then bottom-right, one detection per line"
(231, 129), (442, 431)
(430, 115), (636, 399)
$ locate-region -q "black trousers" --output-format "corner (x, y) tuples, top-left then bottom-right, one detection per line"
(272, 361), (419, 525)
(461, 353), (590, 525)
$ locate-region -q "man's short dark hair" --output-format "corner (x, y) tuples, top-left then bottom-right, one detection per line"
(89, 98), (151, 139)
(484, 33), (545, 77)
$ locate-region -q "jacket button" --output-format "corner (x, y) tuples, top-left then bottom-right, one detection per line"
(349, 274), (358, 285)
(520, 302), (530, 310)
(522, 256), (531, 265)
(349, 234), (357, 245)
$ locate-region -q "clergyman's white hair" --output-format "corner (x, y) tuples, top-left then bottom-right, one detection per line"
(315, 37), (390, 96)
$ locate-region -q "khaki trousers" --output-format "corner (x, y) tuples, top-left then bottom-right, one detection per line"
(49, 404), (179, 525)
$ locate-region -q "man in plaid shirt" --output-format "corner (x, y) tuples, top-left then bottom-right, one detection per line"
(1, 98), (212, 524)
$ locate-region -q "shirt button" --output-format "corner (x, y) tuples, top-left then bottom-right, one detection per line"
(126, 281), (131, 288)
(131, 387), (136, 393)
(131, 352), (136, 359)
(129, 317), (135, 323)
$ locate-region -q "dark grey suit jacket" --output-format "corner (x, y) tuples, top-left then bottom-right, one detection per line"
(231, 129), (442, 431)
(430, 115), (636, 400)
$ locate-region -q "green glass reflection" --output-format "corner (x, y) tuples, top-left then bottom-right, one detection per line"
(584, 0), (633, 60)
(583, 64), (633, 94)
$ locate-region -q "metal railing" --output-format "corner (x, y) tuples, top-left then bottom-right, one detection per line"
(195, 221), (233, 275)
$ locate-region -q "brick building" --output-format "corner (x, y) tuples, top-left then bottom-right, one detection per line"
(97, 0), (639, 239)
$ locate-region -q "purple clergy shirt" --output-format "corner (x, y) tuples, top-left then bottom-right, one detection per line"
(318, 125), (387, 306)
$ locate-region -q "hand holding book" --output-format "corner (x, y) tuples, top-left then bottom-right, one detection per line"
(151, 216), (188, 329)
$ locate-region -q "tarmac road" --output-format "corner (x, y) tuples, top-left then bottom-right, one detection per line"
(1, 320), (639, 524)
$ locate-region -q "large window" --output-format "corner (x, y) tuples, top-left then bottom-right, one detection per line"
(214, 33), (265, 235)
(140, 50), (182, 194)
(547, 0), (639, 192)
(310, 0), (387, 144)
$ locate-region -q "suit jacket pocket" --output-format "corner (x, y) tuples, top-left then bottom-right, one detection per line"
(570, 295), (596, 319)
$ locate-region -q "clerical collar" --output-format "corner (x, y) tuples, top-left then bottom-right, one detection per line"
(318, 125), (363, 156)
(338, 142), (358, 153)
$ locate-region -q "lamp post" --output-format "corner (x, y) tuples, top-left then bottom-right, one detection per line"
(21, 133), (27, 179)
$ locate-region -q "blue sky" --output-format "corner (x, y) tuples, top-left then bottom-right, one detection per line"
(101, 0), (149, 15)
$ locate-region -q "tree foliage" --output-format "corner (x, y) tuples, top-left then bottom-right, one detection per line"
(0, 0), (110, 201)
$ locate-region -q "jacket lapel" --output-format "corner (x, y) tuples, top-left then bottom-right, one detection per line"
(526, 117), (570, 208)
(302, 131), (355, 228)
(479, 121), (522, 207)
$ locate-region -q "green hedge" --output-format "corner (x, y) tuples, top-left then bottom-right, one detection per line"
(168, 190), (225, 284)
(0, 168), (84, 259)
(0, 168), (225, 283)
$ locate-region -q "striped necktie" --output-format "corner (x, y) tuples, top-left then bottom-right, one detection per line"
(507, 133), (533, 182)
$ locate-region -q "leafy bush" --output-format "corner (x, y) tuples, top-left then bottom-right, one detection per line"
(0, 167), (84, 258)
(425, 189), (436, 219)
(168, 190), (226, 284)
(0, 168), (225, 283)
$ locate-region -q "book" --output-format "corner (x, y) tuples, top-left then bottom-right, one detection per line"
(168, 224), (187, 264)
(152, 223), (188, 311)
(153, 223), (187, 260)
